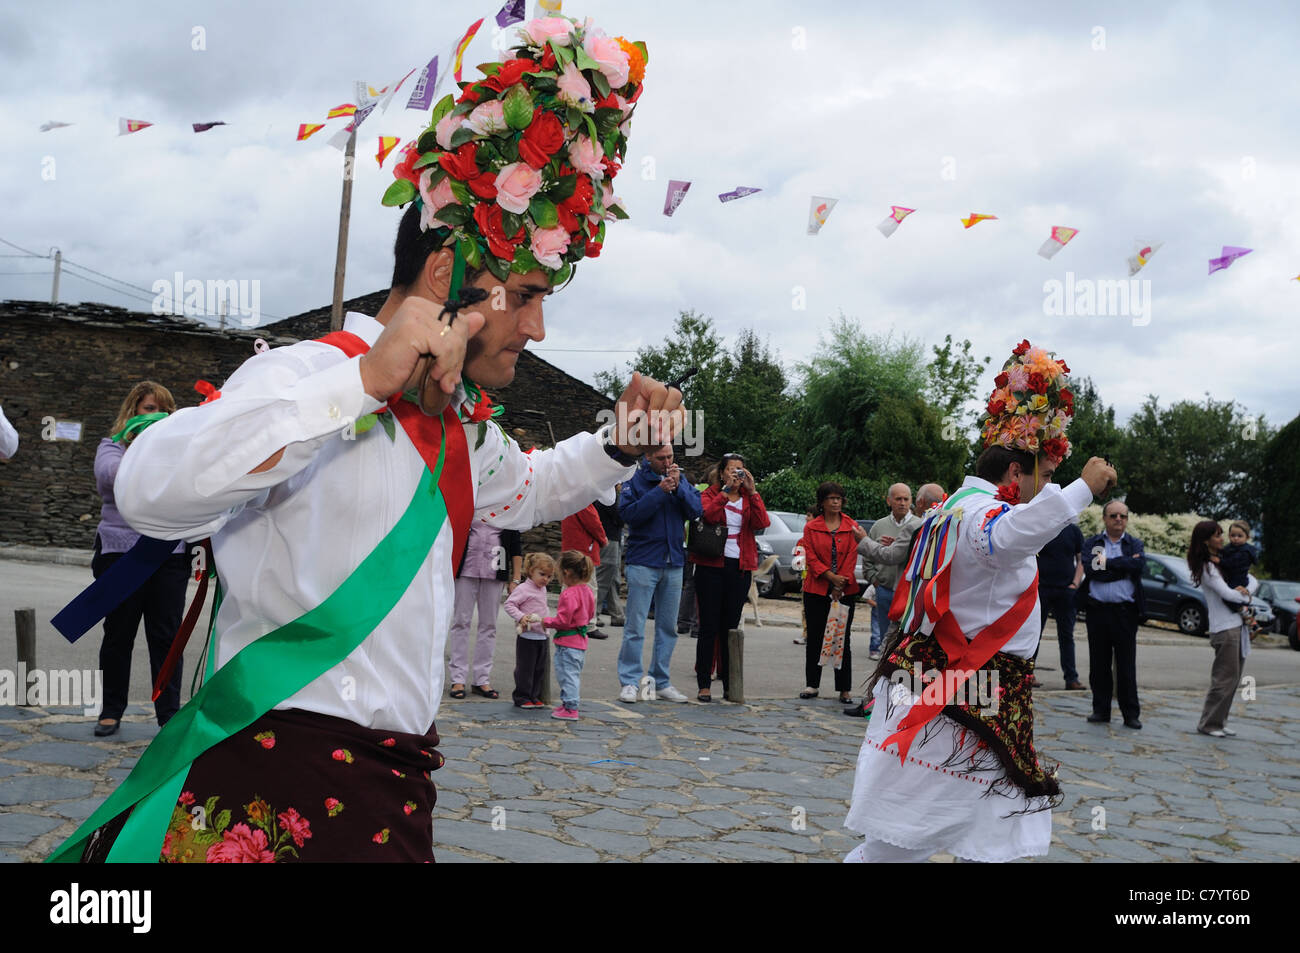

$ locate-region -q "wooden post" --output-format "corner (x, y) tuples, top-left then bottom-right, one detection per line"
(329, 126), (357, 332)
(726, 627), (744, 703)
(15, 608), (35, 706)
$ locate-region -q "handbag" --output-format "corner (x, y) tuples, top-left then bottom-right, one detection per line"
(686, 517), (727, 559)
(818, 598), (848, 670)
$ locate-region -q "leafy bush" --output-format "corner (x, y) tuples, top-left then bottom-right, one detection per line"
(759, 468), (890, 521)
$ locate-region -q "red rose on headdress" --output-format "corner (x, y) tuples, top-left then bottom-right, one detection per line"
(539, 45), (557, 70)
(601, 156), (621, 178)
(1012, 339), (1031, 356)
(484, 58), (537, 93)
(1057, 359), (1070, 374)
(457, 84), (483, 105)
(518, 111), (565, 169)
(440, 143), (480, 181)
(560, 174), (594, 218)
(994, 372), (1009, 389)
(391, 141), (422, 187)
(627, 83), (644, 103)
(1028, 372), (1048, 395)
(473, 202), (525, 259)
(467, 169), (498, 199)
(986, 396), (1005, 417)
(1059, 388), (1075, 414)
(585, 238), (602, 258)
(1043, 437), (1070, 461)
(594, 90), (619, 110)
(556, 204), (580, 234)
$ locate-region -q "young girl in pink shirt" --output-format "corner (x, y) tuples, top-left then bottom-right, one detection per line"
(504, 553), (556, 709)
(542, 551), (595, 721)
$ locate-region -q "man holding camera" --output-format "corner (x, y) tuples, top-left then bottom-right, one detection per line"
(617, 444), (702, 703)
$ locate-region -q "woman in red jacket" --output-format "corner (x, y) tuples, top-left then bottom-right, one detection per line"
(799, 482), (863, 703)
(690, 454), (770, 701)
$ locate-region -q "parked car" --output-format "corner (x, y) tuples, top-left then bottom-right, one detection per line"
(755, 511), (875, 597)
(1255, 579), (1300, 637)
(1136, 552), (1273, 635)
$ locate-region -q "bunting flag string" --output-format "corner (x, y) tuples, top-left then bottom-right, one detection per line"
(375, 136), (401, 167)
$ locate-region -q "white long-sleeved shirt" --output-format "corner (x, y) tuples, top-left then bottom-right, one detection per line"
(1198, 561), (1256, 634)
(927, 475), (1095, 658)
(0, 405), (17, 460)
(114, 311), (632, 733)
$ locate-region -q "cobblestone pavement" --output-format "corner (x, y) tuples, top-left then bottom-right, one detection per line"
(2, 683), (1298, 863)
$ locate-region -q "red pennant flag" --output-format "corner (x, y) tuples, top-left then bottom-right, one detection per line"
(297, 123), (326, 141)
(375, 136), (401, 166)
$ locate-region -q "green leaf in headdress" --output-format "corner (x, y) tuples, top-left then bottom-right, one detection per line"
(382, 178), (417, 207)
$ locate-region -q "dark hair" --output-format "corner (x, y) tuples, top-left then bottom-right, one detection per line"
(714, 453), (745, 488)
(1187, 520), (1222, 587)
(810, 481), (846, 518)
(390, 202), (487, 291)
(975, 446), (1036, 484)
(558, 549), (593, 583)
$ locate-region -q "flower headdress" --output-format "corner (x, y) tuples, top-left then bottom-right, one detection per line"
(382, 15), (647, 289)
(978, 339), (1075, 464)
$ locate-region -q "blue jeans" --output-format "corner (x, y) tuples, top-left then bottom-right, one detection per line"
(553, 645), (585, 710)
(870, 586), (894, 653)
(619, 564), (683, 689)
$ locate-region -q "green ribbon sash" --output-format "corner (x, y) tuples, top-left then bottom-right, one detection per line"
(48, 420), (449, 863)
(110, 412), (168, 444)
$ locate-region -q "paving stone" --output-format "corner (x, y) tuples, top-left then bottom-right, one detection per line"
(1227, 832), (1300, 854)
(683, 808), (748, 831)
(652, 816), (715, 839)
(566, 827), (652, 857)
(51, 797), (104, 821)
(0, 850), (22, 863)
(487, 773), (537, 799)
(644, 848), (712, 863)
(722, 829), (821, 854)
(0, 707), (42, 721)
(475, 745), (530, 767)
(643, 807), (678, 819)
(472, 806), (557, 834)
(566, 769), (619, 792)
(1134, 819), (1228, 838)
(0, 812), (63, 845)
(691, 786), (752, 805)
(3, 741), (115, 770)
(434, 818), (598, 862)
(705, 839), (793, 862)
(0, 776), (95, 805)
(566, 808), (652, 834)
(435, 789), (469, 812)
(1232, 818), (1290, 835)
(725, 770), (830, 798)
(617, 786), (695, 806)
(0, 764), (23, 779)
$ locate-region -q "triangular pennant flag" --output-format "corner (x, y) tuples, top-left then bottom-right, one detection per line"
(39, 121), (73, 132)
(376, 136), (401, 166)
(407, 56), (440, 110)
(538, 0), (563, 13)
(496, 0), (526, 28)
(326, 103), (357, 119)
(1208, 246), (1252, 275)
(1127, 240), (1163, 276)
(453, 19), (486, 83)
(379, 67), (418, 113)
(961, 212), (997, 228)
(877, 205), (915, 237)
(718, 186), (762, 203)
(191, 122), (227, 133)
(1037, 225), (1079, 259)
(352, 101), (377, 130)
(808, 196), (838, 235)
(118, 118), (153, 136)
(663, 180), (691, 216)
(297, 123), (326, 141)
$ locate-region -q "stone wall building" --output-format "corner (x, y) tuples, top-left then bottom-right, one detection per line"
(0, 294), (615, 558)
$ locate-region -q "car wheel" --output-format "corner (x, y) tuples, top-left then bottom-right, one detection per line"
(1178, 602), (1206, 636)
(757, 572), (778, 599)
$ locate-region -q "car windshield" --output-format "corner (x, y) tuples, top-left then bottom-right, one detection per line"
(1265, 581), (1300, 600)
(1151, 555), (1192, 582)
(772, 512), (806, 534)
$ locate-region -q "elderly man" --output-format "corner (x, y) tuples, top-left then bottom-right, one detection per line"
(864, 484), (922, 660)
(1080, 499), (1146, 728)
(617, 444), (702, 704)
(914, 483), (945, 516)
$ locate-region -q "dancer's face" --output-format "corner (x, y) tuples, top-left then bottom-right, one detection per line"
(462, 269), (550, 388)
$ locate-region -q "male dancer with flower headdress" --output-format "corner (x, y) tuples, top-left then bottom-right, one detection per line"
(51, 14), (658, 863)
(843, 340), (1116, 862)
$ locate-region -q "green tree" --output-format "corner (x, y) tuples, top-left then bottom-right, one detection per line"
(926, 333), (991, 426)
(1261, 415), (1300, 578)
(1053, 377), (1126, 487)
(706, 329), (798, 477)
(592, 309), (724, 409)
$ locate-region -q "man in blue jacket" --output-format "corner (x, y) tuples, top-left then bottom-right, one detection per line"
(616, 444), (702, 703)
(1080, 499), (1146, 729)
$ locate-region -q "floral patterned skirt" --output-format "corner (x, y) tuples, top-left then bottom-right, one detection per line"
(83, 707), (444, 863)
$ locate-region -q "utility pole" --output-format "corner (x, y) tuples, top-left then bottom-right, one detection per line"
(330, 126), (357, 332)
(50, 248), (61, 305)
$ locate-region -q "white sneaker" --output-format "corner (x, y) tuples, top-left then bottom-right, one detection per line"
(658, 685), (688, 703)
(618, 684), (638, 704)
(1221, 726), (1237, 736)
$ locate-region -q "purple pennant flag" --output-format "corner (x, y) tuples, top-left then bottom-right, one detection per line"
(406, 55), (440, 111)
(1208, 245), (1253, 275)
(495, 0), (525, 28)
(718, 186), (762, 203)
(352, 101), (377, 129)
(192, 122), (227, 133)
(664, 180), (691, 217)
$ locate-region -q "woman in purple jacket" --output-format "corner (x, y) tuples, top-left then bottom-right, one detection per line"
(92, 382), (189, 736)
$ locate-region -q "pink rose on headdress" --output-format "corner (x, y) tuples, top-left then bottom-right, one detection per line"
(530, 225), (571, 269)
(567, 134), (604, 178)
(525, 17), (574, 46)
(1006, 365), (1029, 392)
(583, 30), (630, 88)
(465, 99), (508, 136)
(494, 162), (543, 214)
(556, 61), (593, 112)
(599, 180), (623, 222)
(435, 112), (466, 150)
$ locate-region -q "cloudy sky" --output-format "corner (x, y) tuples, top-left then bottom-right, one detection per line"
(3, 0), (1297, 432)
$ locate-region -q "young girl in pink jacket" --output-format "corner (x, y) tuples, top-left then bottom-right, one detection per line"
(504, 553), (556, 709)
(542, 551), (595, 721)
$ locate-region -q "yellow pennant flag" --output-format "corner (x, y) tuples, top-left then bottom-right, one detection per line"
(297, 123), (326, 141)
(375, 136), (400, 166)
(961, 213), (998, 229)
(326, 104), (357, 119)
